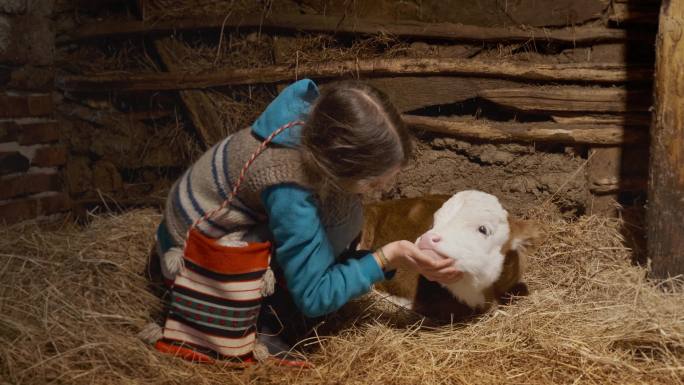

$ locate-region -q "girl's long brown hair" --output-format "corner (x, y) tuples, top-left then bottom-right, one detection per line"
(300, 81), (412, 193)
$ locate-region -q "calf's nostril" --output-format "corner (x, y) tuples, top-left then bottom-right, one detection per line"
(417, 232), (442, 249)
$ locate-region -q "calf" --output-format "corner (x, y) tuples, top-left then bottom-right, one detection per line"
(361, 191), (540, 322)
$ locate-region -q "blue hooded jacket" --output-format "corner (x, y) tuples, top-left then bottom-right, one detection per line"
(252, 79), (386, 317)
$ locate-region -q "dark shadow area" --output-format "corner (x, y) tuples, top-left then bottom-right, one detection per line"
(406, 97), (553, 122)
(619, 0), (659, 265)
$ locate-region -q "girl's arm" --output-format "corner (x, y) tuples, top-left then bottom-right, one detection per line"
(261, 183), (385, 317)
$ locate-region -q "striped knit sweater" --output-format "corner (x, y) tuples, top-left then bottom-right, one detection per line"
(161, 127), (363, 260)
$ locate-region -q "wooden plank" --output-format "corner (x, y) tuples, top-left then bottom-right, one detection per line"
(366, 77), (521, 112)
(368, 78), (652, 114)
(647, 0), (684, 278)
(55, 59), (654, 92)
(64, 13), (633, 45)
(403, 115), (647, 145)
(551, 114), (652, 126)
(478, 87), (652, 113)
(154, 38), (223, 147)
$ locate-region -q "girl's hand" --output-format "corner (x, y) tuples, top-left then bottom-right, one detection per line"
(376, 240), (463, 284)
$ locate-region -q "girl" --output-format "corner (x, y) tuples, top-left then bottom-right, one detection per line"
(149, 79), (461, 363)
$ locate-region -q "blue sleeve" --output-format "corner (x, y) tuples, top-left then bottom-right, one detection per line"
(262, 184), (385, 317)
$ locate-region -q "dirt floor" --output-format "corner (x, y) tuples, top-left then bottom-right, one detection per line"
(1, 204), (681, 385)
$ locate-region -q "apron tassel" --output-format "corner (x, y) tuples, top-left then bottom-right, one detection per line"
(261, 267), (276, 297)
(138, 322), (163, 345)
(162, 247), (185, 278)
(252, 341), (271, 362)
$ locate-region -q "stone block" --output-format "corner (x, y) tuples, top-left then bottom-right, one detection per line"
(7, 65), (54, 90)
(0, 151), (30, 174)
(17, 121), (58, 144)
(39, 192), (71, 215)
(0, 198), (37, 224)
(0, 172), (61, 200)
(0, 1), (27, 14)
(0, 193), (70, 225)
(31, 145), (66, 167)
(0, 93), (53, 118)
(27, 93), (54, 115)
(92, 160), (122, 192)
(0, 14), (54, 65)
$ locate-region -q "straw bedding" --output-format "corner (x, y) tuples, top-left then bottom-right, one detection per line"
(1, 208), (682, 385)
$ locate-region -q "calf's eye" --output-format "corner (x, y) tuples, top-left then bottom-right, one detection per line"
(478, 225), (489, 236)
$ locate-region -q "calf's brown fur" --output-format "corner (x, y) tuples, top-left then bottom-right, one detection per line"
(361, 196), (541, 322)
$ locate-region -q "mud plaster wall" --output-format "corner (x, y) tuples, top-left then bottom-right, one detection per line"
(388, 137), (587, 217)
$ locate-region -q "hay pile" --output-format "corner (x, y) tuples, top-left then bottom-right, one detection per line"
(145, 0), (267, 21)
(1, 209), (682, 385)
(58, 40), (160, 75)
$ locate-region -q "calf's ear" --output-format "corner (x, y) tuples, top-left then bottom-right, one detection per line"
(507, 218), (543, 254)
(494, 219), (543, 302)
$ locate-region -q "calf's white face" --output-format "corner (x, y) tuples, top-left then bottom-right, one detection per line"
(416, 190), (520, 308)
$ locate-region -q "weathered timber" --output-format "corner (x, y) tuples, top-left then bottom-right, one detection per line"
(56, 59), (653, 92)
(64, 13), (632, 44)
(551, 114), (652, 126)
(367, 77), (520, 112)
(367, 78), (652, 114)
(478, 87), (652, 113)
(647, 1), (684, 278)
(154, 38), (223, 148)
(403, 115), (647, 145)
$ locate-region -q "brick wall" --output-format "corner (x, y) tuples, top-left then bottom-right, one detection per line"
(0, 0), (70, 225)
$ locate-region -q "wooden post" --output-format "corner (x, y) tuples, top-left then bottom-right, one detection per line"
(647, 0), (684, 278)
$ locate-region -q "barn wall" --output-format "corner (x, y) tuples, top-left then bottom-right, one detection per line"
(0, 0), (72, 225)
(2, 0), (658, 223)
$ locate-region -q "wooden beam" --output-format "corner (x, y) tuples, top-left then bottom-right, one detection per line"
(478, 87), (652, 113)
(551, 114), (652, 126)
(366, 77), (517, 112)
(403, 115), (647, 145)
(154, 38), (223, 148)
(64, 13), (632, 45)
(647, 0), (684, 278)
(367, 77), (652, 114)
(56, 58), (653, 92)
